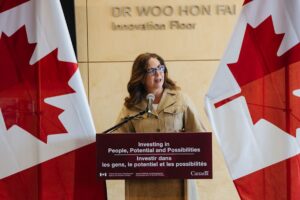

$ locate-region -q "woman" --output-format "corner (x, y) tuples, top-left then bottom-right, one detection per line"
(116, 53), (205, 200)
(117, 52), (206, 133)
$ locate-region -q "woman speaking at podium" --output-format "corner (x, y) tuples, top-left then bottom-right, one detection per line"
(116, 52), (206, 200)
(117, 52), (205, 133)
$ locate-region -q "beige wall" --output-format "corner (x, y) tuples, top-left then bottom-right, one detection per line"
(75, 0), (242, 199)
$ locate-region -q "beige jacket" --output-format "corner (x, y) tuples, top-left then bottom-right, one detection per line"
(116, 89), (206, 133)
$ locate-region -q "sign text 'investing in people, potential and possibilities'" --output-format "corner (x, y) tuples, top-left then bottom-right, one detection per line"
(96, 132), (212, 179)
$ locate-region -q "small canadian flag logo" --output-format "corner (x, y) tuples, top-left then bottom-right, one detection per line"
(99, 172), (107, 177)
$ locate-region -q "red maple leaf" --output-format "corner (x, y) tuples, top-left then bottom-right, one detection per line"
(215, 16), (300, 136)
(243, 0), (253, 6)
(0, 0), (29, 13)
(0, 26), (77, 143)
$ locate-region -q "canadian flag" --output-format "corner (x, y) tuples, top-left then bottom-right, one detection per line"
(206, 0), (300, 199)
(0, 0), (106, 199)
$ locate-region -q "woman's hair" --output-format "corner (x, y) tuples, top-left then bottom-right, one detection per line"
(124, 53), (179, 108)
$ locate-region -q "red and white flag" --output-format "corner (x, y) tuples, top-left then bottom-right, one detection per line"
(0, 0), (106, 199)
(206, 0), (300, 199)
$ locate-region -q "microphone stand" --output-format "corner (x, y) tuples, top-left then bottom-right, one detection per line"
(102, 110), (147, 134)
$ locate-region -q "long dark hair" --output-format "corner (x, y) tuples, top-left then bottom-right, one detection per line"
(124, 53), (179, 109)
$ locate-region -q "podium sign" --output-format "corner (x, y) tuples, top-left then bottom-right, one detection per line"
(96, 132), (212, 179)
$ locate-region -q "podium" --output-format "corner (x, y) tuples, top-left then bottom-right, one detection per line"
(125, 179), (185, 200)
(97, 133), (212, 200)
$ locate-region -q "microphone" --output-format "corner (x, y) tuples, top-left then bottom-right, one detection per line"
(146, 93), (155, 116)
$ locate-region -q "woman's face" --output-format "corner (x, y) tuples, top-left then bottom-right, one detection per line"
(144, 57), (165, 93)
